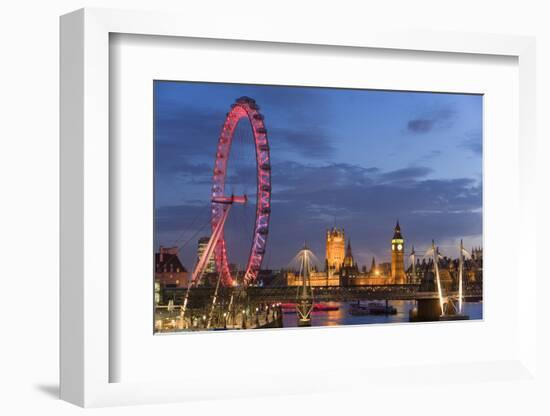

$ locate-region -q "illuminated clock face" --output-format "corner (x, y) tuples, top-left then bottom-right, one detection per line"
(392, 244), (395, 250)
(397, 244), (403, 251)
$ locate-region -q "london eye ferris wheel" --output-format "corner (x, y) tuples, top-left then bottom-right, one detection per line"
(209, 96), (272, 286)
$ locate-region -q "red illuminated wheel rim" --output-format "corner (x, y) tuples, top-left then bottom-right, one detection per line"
(211, 97), (271, 286)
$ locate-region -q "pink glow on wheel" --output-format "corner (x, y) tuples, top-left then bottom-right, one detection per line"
(211, 97), (271, 286)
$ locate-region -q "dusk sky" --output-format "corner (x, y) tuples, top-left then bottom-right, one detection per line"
(154, 81), (482, 271)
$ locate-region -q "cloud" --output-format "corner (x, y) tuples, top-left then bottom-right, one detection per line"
(155, 101), (337, 191)
(407, 119), (433, 133)
(379, 166), (432, 182)
(407, 107), (455, 134)
(155, 203), (211, 234)
(253, 87), (325, 110)
(265, 164), (481, 266)
(156, 161), (482, 269)
(270, 126), (336, 159)
(271, 162), (378, 194)
(155, 106), (224, 158)
(459, 130), (483, 156)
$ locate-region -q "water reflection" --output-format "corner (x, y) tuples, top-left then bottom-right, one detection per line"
(282, 301), (483, 328)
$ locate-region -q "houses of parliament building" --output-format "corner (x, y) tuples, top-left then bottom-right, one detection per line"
(286, 221), (483, 287)
(287, 221), (408, 287)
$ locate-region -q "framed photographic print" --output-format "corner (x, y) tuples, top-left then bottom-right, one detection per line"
(152, 81), (483, 334)
(60, 7), (538, 408)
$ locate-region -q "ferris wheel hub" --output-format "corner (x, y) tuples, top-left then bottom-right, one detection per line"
(212, 194), (247, 205)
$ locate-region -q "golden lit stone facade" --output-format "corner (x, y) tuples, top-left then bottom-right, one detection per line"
(287, 223), (412, 287)
(286, 270), (340, 287)
(343, 259), (393, 286)
(326, 227), (345, 274)
(342, 240), (356, 269)
(391, 221), (406, 284)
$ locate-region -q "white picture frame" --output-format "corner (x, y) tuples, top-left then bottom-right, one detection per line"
(60, 7), (538, 408)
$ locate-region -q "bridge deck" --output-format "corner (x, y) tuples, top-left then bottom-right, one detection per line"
(162, 284), (482, 305)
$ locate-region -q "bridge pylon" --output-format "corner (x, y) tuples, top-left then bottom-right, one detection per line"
(296, 243), (314, 327)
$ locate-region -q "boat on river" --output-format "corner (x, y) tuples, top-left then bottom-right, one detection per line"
(349, 301), (397, 316)
(280, 302), (339, 314)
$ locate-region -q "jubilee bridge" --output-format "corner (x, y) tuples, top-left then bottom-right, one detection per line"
(161, 283), (483, 305)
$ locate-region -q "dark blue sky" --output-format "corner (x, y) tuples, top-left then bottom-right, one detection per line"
(154, 81), (482, 271)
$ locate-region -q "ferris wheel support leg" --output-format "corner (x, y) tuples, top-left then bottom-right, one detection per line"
(180, 285), (192, 324)
(227, 292), (235, 328)
(206, 272), (222, 329)
(181, 206), (231, 321)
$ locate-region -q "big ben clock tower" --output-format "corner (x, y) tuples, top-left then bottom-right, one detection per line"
(391, 221), (406, 284)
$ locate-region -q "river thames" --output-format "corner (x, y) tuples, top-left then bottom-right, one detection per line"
(282, 300), (483, 328)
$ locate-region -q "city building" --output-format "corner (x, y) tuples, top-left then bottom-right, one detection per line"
(458, 247), (483, 283)
(471, 246), (483, 262)
(197, 236), (216, 273)
(286, 269), (341, 287)
(340, 240), (359, 279)
(368, 257), (376, 276)
(345, 222), (404, 286)
(326, 227), (345, 275)
(391, 221), (406, 284)
(287, 228), (346, 287)
(285, 220), (471, 288)
(411, 245), (483, 292)
(366, 257), (390, 279)
(155, 246), (189, 289)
